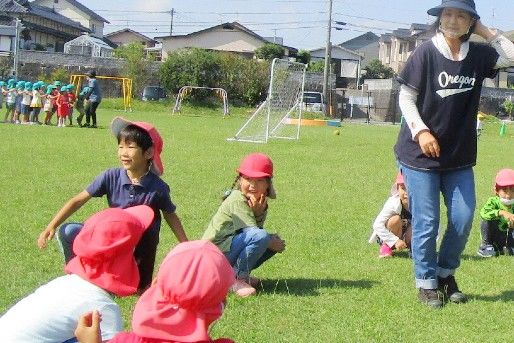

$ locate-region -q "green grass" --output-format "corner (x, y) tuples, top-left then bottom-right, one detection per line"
(0, 106), (513, 342)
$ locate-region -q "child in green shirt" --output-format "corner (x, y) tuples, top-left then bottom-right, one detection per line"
(477, 169), (514, 257)
(202, 153), (285, 297)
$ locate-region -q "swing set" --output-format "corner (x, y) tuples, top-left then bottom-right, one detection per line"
(172, 86), (229, 116)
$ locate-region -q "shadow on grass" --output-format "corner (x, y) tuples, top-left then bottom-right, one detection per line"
(469, 290), (514, 302)
(257, 278), (378, 296)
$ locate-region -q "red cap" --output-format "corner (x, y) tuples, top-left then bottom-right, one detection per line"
(495, 168), (514, 188)
(132, 240), (234, 342)
(65, 205), (154, 296)
(111, 116), (164, 176)
(237, 153), (273, 178)
(395, 172), (405, 186)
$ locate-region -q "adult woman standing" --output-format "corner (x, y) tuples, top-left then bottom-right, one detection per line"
(83, 70), (102, 128)
(395, 0), (514, 308)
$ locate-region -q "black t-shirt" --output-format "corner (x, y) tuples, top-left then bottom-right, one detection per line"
(394, 39), (499, 170)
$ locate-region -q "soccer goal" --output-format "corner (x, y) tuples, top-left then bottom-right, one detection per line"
(70, 74), (133, 111)
(172, 86), (229, 116)
(228, 58), (306, 143)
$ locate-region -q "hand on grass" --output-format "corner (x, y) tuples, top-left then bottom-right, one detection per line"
(268, 234), (286, 253)
(75, 310), (102, 343)
(394, 239), (408, 251)
(37, 227), (56, 249)
(247, 194), (267, 217)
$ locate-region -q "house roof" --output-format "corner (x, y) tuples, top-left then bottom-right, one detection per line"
(105, 28), (155, 43)
(309, 45), (363, 59)
(339, 31), (379, 50)
(0, 0), (28, 13)
(156, 21), (297, 54)
(0, 24), (16, 36)
(32, 0), (109, 23)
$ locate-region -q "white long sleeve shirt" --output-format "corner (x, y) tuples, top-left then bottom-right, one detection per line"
(369, 195), (404, 247)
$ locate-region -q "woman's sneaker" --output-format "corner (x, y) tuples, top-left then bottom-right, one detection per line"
(438, 275), (467, 304)
(418, 288), (443, 308)
(379, 244), (393, 258)
(230, 279), (256, 297)
(477, 244), (496, 258)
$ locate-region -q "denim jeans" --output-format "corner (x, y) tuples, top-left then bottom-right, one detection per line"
(57, 222), (83, 264)
(224, 227), (276, 279)
(400, 165), (475, 289)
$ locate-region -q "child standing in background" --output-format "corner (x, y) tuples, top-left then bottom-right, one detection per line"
(0, 80), (5, 109)
(75, 86), (89, 127)
(202, 153), (286, 297)
(30, 82), (43, 124)
(56, 86), (70, 127)
(43, 85), (56, 125)
(477, 168), (514, 257)
(369, 172), (412, 258)
(13, 81), (24, 124)
(67, 84), (76, 126)
(21, 81), (32, 124)
(3, 80), (16, 122)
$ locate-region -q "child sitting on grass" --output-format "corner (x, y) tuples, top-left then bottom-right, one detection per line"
(0, 205), (154, 342)
(37, 117), (188, 292)
(75, 240), (235, 343)
(202, 153), (286, 297)
(477, 168), (514, 257)
(369, 172), (412, 258)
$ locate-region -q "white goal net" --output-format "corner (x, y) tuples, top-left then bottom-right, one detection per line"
(228, 58), (306, 143)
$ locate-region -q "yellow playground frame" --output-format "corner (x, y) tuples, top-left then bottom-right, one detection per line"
(69, 74), (133, 111)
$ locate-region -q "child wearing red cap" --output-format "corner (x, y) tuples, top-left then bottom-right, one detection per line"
(75, 240), (235, 343)
(0, 205), (154, 342)
(202, 153), (286, 297)
(38, 116), (188, 292)
(369, 172), (412, 258)
(477, 168), (514, 257)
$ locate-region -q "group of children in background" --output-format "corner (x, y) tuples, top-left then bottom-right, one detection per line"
(371, 169), (514, 259)
(1, 116), (283, 341)
(1, 78), (90, 128)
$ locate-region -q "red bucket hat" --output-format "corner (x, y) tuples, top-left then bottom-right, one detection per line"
(131, 240), (234, 342)
(65, 205), (154, 296)
(495, 168), (514, 189)
(111, 116), (165, 176)
(237, 153), (276, 198)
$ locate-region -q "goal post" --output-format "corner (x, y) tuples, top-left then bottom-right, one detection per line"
(70, 75), (133, 111)
(228, 58), (306, 143)
(172, 86), (229, 116)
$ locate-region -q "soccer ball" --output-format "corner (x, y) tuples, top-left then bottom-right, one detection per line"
(333, 129), (340, 135)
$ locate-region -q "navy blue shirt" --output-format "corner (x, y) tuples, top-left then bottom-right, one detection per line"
(86, 168), (176, 233)
(395, 40), (498, 171)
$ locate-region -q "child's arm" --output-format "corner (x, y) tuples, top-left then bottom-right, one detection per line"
(499, 210), (514, 228)
(370, 196), (402, 247)
(75, 311), (102, 343)
(162, 211), (188, 242)
(37, 190), (91, 249)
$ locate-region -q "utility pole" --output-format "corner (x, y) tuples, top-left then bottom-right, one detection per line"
(13, 18), (21, 78)
(169, 8), (174, 36)
(322, 0), (333, 114)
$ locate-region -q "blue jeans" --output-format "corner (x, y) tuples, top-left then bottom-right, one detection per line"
(57, 222), (83, 264)
(400, 165), (475, 289)
(225, 227), (276, 279)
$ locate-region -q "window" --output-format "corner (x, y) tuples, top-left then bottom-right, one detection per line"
(54, 0), (58, 3)
(91, 24), (96, 33)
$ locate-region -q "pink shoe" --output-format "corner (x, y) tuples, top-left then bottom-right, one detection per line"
(379, 244), (393, 258)
(231, 279), (256, 297)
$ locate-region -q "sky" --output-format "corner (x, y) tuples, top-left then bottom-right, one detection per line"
(83, 0), (514, 50)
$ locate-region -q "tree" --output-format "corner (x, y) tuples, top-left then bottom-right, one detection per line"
(254, 43), (284, 60)
(502, 99), (514, 121)
(296, 50), (311, 64)
(307, 60), (326, 72)
(362, 59), (395, 79)
(113, 42), (152, 95)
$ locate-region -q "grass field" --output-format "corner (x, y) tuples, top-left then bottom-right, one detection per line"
(0, 103), (513, 342)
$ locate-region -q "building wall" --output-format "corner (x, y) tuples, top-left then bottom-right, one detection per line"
(354, 43), (379, 67)
(161, 30), (264, 59)
(107, 31), (153, 48)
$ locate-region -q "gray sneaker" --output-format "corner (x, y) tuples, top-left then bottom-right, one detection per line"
(477, 244), (496, 258)
(438, 275), (467, 304)
(418, 288), (443, 308)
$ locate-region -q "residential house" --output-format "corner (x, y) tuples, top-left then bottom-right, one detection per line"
(32, 0), (109, 38)
(339, 31), (379, 68)
(156, 22), (297, 60)
(0, 0), (89, 52)
(0, 24), (15, 55)
(105, 28), (156, 48)
(309, 44), (363, 88)
(379, 23), (431, 74)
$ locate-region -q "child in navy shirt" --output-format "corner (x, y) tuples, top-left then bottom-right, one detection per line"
(38, 116), (188, 291)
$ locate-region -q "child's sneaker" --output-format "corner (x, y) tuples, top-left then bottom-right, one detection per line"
(477, 244), (496, 258)
(230, 279), (256, 297)
(379, 244), (393, 258)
